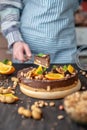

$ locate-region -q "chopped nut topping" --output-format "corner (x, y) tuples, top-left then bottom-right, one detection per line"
(20, 72), (24, 76)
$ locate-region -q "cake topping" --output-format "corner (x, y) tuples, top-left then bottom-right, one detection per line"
(34, 66), (44, 75)
(67, 64), (75, 74)
(18, 64), (77, 81)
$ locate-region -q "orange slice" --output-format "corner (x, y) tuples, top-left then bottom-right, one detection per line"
(7, 61), (12, 66)
(45, 73), (64, 80)
(6, 66), (15, 74)
(0, 62), (15, 74)
(67, 65), (74, 74)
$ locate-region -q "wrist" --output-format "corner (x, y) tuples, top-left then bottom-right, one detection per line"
(6, 30), (24, 49)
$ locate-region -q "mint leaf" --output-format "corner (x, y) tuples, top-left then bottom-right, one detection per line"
(37, 53), (44, 57)
(63, 65), (68, 71)
(2, 59), (9, 64)
(52, 65), (57, 69)
(43, 67), (47, 72)
(37, 70), (43, 74)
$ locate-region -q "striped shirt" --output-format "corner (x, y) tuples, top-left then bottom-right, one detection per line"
(0, 0), (82, 63)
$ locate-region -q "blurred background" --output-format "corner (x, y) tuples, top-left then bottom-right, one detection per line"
(0, 0), (87, 61)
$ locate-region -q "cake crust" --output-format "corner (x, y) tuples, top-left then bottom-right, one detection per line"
(19, 80), (81, 99)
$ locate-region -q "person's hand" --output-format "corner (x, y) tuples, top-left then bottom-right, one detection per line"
(13, 41), (32, 62)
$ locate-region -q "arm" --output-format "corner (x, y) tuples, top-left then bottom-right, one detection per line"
(0, 0), (32, 62)
(0, 0), (23, 48)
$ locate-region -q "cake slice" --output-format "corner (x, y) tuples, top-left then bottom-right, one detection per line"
(34, 53), (50, 68)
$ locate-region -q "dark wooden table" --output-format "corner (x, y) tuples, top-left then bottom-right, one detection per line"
(0, 63), (87, 130)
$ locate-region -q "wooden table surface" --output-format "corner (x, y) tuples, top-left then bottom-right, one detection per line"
(0, 63), (87, 130)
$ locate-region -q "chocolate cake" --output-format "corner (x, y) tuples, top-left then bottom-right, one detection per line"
(17, 65), (81, 99)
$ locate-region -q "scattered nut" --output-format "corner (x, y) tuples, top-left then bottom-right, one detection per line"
(0, 95), (6, 103)
(5, 96), (16, 103)
(0, 94), (18, 104)
(18, 105), (42, 120)
(82, 86), (86, 90)
(32, 110), (42, 120)
(13, 81), (18, 89)
(31, 104), (38, 110)
(59, 105), (64, 110)
(22, 109), (32, 118)
(49, 102), (55, 107)
(44, 102), (48, 106)
(34, 101), (39, 107)
(38, 103), (44, 108)
(57, 115), (64, 120)
(82, 71), (86, 76)
(18, 107), (32, 118)
(11, 77), (19, 82)
(33, 107), (42, 114)
(18, 107), (25, 115)
(0, 87), (15, 94)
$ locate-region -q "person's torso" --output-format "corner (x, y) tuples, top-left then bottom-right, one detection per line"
(21, 0), (78, 37)
(20, 0), (79, 63)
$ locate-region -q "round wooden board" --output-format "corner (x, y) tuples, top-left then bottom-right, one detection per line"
(19, 80), (81, 99)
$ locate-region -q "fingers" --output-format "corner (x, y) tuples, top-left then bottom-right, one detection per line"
(23, 43), (32, 59)
(13, 42), (32, 63)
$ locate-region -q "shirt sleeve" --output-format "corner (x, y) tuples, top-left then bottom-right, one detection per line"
(0, 0), (24, 49)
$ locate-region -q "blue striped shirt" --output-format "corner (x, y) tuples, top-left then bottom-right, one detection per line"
(0, 0), (82, 63)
